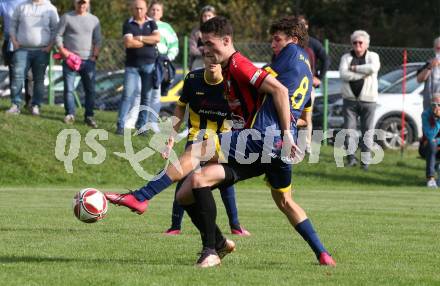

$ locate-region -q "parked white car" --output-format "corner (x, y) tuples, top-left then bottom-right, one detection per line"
(313, 63), (425, 149)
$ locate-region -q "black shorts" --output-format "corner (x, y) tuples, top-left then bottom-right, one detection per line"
(219, 158), (293, 192)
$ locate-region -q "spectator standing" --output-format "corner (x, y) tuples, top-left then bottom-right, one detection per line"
(56, 0), (101, 127)
(0, 1), (26, 67)
(421, 94), (440, 188)
(5, 0), (58, 115)
(189, 5), (216, 71)
(146, 0), (178, 132)
(125, 0), (178, 133)
(0, 0), (27, 96)
(417, 36), (440, 110)
(298, 15), (330, 154)
(339, 30), (380, 171)
(116, 0), (160, 135)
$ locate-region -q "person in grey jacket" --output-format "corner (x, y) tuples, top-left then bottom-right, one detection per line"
(6, 0), (58, 116)
(339, 30), (380, 170)
(56, 0), (101, 128)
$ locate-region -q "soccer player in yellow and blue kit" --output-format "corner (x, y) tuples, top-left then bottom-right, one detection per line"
(162, 60), (250, 236)
(174, 16), (336, 267)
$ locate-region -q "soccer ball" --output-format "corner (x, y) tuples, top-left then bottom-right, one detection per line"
(73, 188), (108, 223)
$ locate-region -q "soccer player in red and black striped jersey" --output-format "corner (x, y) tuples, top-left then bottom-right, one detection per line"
(162, 59), (250, 237)
(174, 16), (336, 267)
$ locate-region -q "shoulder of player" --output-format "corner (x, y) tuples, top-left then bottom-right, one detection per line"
(230, 52), (253, 66)
(184, 68), (205, 81)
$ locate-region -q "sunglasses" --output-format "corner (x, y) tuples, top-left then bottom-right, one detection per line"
(352, 41), (363, 45)
(431, 102), (440, 108)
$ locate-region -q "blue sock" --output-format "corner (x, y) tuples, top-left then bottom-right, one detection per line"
(295, 219), (327, 258)
(170, 200), (185, 230)
(134, 172), (173, 201)
(170, 181), (185, 230)
(219, 185), (240, 229)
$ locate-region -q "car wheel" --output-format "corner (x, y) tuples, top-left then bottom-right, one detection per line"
(378, 116), (414, 150)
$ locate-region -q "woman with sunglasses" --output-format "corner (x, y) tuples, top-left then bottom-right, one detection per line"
(339, 30), (381, 171)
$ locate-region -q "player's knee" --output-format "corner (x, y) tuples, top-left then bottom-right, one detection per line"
(176, 187), (192, 205)
(272, 190), (293, 211)
(190, 172), (207, 189)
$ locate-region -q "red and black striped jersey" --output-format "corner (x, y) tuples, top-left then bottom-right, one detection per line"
(222, 52), (269, 129)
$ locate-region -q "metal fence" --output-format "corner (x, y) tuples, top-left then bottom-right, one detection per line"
(327, 43), (432, 75)
(0, 38), (435, 117)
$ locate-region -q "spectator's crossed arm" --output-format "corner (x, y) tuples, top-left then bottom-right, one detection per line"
(355, 52), (381, 75)
(339, 54), (365, 81)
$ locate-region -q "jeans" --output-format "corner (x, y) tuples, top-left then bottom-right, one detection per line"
(426, 139), (438, 178)
(343, 99), (376, 164)
(117, 64), (155, 129)
(63, 60), (96, 118)
(149, 87), (161, 122)
(10, 49), (49, 107)
(124, 82), (161, 129)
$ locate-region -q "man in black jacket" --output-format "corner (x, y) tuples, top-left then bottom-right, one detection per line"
(298, 15), (330, 154)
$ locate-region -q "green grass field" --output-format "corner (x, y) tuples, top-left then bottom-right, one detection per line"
(1, 186), (439, 286)
(1, 100), (440, 285)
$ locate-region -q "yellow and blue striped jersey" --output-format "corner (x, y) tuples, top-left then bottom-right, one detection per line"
(178, 69), (232, 141)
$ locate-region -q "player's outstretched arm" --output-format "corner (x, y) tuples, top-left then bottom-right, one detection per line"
(161, 104), (186, 159)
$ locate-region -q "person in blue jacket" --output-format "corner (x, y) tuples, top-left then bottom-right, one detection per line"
(422, 93), (440, 188)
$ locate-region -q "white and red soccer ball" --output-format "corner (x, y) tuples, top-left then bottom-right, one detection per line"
(73, 188), (108, 223)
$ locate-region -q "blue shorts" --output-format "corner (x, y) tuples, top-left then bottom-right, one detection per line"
(216, 129), (294, 192)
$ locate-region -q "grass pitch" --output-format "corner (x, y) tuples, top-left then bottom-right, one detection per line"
(1, 185), (439, 286)
(1, 100), (440, 285)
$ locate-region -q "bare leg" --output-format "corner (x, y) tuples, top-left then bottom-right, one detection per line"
(270, 189), (307, 226)
(271, 188), (333, 264)
(176, 163), (226, 205)
(167, 139), (219, 182)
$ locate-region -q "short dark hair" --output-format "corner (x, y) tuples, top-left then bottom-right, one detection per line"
(269, 16), (309, 48)
(200, 16), (233, 38)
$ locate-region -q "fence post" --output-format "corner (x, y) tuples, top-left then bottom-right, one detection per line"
(183, 35), (188, 75)
(323, 39), (329, 146)
(48, 50), (54, 105)
(400, 49), (407, 157)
